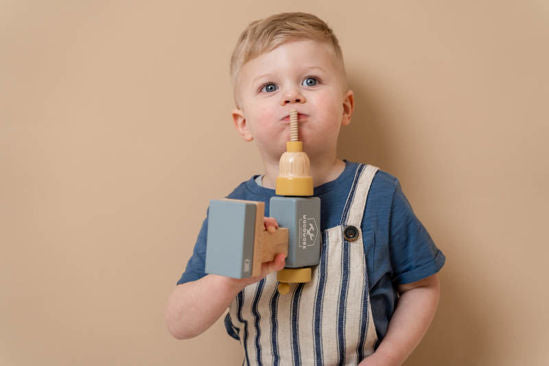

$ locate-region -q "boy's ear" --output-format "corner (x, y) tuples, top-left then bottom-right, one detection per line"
(341, 90), (355, 126)
(232, 108), (254, 141)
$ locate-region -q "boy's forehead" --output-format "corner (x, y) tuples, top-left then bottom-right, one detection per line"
(239, 39), (342, 80)
(253, 39), (336, 66)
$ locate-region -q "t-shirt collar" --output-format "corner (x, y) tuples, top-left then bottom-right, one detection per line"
(246, 159), (356, 196)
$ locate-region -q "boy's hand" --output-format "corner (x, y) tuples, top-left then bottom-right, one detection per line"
(223, 217), (287, 291)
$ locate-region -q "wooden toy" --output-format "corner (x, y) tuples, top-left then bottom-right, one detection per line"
(271, 110), (320, 294)
(205, 110), (321, 294)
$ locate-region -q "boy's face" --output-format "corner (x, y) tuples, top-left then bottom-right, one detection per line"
(232, 39), (354, 162)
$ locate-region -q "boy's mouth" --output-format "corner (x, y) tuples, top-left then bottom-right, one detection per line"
(281, 113), (308, 122)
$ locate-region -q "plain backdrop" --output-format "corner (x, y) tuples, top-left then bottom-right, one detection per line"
(1, 1), (548, 365)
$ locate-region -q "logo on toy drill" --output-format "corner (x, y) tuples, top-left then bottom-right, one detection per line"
(299, 214), (319, 250)
(243, 258), (251, 274)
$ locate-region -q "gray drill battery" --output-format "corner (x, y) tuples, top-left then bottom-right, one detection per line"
(269, 196), (321, 268)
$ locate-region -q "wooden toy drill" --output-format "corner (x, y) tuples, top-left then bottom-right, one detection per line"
(205, 110), (321, 294)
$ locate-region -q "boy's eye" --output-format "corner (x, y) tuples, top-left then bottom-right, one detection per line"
(260, 83), (278, 93)
(302, 77), (318, 87)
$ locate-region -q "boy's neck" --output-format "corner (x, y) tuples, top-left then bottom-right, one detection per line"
(260, 153), (346, 190)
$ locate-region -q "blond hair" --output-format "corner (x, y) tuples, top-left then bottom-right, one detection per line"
(230, 12), (347, 92)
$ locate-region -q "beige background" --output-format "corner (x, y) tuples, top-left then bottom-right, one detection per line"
(1, 1), (548, 365)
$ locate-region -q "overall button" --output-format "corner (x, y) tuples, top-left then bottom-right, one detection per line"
(344, 225), (359, 242)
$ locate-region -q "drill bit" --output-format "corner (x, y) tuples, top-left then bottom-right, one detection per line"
(290, 110), (299, 142)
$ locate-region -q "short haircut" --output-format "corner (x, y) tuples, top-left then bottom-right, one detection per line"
(230, 12), (347, 93)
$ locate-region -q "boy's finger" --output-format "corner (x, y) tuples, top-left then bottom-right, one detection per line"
(274, 253), (286, 269)
(263, 217), (279, 230)
(263, 254), (285, 274)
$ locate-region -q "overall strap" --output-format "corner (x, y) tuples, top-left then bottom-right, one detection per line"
(341, 164), (379, 227)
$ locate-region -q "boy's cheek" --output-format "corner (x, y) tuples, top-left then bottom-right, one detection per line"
(255, 103), (276, 118)
(310, 94), (341, 117)
(254, 122), (289, 146)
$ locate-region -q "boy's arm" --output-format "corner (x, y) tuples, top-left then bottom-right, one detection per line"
(165, 274), (244, 340)
(359, 273), (440, 366)
(165, 222), (286, 340)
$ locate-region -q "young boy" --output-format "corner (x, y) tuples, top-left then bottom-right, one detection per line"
(166, 12), (445, 366)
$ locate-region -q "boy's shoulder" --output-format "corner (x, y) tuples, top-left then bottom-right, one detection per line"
(351, 162), (402, 196)
(344, 161), (401, 192)
(370, 166), (400, 188)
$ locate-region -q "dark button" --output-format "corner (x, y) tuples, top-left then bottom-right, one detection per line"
(344, 225), (359, 242)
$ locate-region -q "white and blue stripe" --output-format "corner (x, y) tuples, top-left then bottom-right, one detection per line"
(228, 164), (379, 365)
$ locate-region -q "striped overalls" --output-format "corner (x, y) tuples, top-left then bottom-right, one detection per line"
(228, 164), (379, 365)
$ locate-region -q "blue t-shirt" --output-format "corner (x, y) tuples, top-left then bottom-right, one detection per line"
(177, 161), (445, 342)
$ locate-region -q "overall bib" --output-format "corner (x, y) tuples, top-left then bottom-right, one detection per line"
(228, 164), (379, 366)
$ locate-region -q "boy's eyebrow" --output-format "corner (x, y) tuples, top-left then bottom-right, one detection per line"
(303, 66), (326, 73)
(252, 73), (274, 84)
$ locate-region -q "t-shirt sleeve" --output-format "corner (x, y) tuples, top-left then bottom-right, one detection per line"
(176, 212), (209, 285)
(389, 179), (445, 284)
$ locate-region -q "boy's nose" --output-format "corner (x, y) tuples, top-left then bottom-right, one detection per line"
(280, 89), (306, 105)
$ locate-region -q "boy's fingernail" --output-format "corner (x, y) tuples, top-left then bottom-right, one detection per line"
(268, 226), (276, 233)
